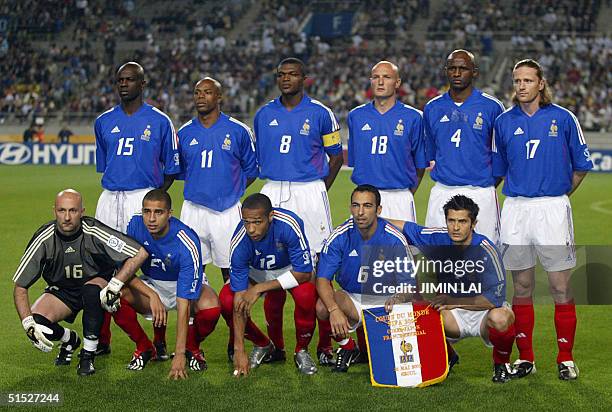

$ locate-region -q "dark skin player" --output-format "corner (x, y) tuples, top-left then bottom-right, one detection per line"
(275, 62), (343, 191)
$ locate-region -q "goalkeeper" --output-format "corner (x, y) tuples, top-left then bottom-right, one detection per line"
(12, 189), (147, 376)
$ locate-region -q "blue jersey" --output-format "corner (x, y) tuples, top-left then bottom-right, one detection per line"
(402, 222), (505, 307)
(127, 215), (202, 300)
(493, 104), (593, 197)
(348, 101), (428, 190)
(95, 103), (181, 191)
(229, 208), (313, 292)
(177, 113), (258, 212)
(317, 218), (413, 294)
(253, 94), (342, 182)
(424, 89), (505, 187)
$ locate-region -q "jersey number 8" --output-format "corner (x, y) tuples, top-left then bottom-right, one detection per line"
(280, 135), (292, 153)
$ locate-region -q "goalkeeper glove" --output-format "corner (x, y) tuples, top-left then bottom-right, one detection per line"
(100, 277), (124, 312)
(22, 315), (54, 352)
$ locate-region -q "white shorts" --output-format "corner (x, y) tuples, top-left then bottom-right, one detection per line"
(379, 189), (417, 222)
(345, 292), (386, 332)
(139, 273), (209, 319)
(140, 275), (178, 312)
(180, 200), (241, 268)
(261, 180), (332, 254)
(95, 188), (152, 233)
(446, 308), (492, 347)
(248, 266), (292, 285)
(500, 196), (576, 272)
(425, 182), (500, 244)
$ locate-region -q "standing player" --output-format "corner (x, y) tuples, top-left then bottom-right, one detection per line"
(424, 49), (505, 243)
(113, 190), (220, 379)
(387, 195), (516, 383)
(316, 185), (413, 373)
(493, 59), (592, 380)
(222, 194), (318, 376)
(177, 77), (257, 284)
(94, 61), (181, 353)
(12, 189), (147, 376)
(253, 57), (343, 364)
(94, 61), (181, 232)
(348, 60), (427, 222)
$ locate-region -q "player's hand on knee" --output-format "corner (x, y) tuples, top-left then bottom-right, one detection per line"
(168, 353), (188, 380)
(149, 294), (167, 327)
(233, 350), (249, 377)
(100, 277), (124, 312)
(330, 311), (349, 339)
(22, 316), (54, 352)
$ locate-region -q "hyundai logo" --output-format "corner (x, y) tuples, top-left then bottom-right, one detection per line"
(0, 143), (31, 165)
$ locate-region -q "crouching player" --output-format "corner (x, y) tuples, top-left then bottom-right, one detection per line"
(222, 193), (318, 376)
(387, 195), (516, 383)
(113, 190), (220, 379)
(316, 185), (414, 373)
(12, 189), (147, 376)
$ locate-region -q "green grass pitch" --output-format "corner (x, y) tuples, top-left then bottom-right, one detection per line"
(1, 165), (611, 411)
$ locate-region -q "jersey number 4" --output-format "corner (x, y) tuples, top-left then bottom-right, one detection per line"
(450, 129), (461, 148)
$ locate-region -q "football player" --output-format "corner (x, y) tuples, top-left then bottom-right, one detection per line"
(423, 50), (505, 244)
(12, 189), (147, 376)
(253, 57), (343, 365)
(493, 59), (592, 380)
(94, 61), (181, 354)
(316, 185), (414, 373)
(113, 190), (220, 379)
(387, 195), (516, 383)
(222, 193), (318, 376)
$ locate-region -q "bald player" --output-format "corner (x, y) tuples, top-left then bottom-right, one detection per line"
(173, 77), (257, 360)
(177, 77), (257, 283)
(12, 189), (147, 376)
(423, 50), (505, 244)
(95, 61), (181, 354)
(348, 60), (427, 222)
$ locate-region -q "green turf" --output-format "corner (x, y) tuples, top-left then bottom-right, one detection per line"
(1, 166), (611, 411)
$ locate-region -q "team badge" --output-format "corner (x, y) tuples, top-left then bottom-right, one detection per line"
(300, 119), (310, 136)
(549, 119), (558, 137)
(394, 119), (404, 136)
(399, 340), (414, 363)
(473, 112), (483, 130)
(275, 241), (286, 252)
(141, 125), (151, 141)
(222, 134), (232, 150)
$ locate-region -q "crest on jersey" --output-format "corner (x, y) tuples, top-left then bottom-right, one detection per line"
(394, 119), (404, 136)
(222, 134), (232, 150)
(299, 119), (310, 135)
(275, 241), (286, 252)
(549, 119), (558, 137)
(399, 340), (414, 363)
(473, 112), (484, 130)
(141, 125), (151, 141)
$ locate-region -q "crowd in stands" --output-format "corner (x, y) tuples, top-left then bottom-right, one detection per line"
(0, 0), (609, 132)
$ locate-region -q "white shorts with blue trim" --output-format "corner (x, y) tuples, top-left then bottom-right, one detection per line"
(261, 180), (332, 254)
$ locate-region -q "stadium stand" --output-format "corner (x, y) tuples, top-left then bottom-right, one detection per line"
(0, 0), (609, 133)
